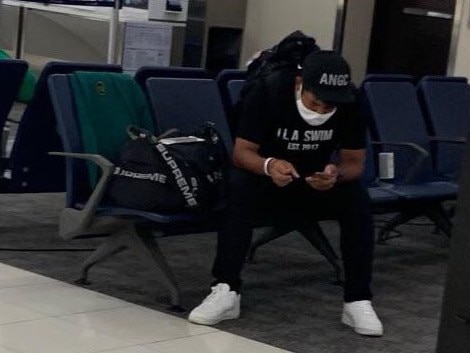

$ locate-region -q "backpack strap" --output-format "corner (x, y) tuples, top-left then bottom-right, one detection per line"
(153, 142), (199, 208)
(126, 125), (179, 142)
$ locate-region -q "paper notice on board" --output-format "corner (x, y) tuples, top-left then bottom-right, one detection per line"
(122, 22), (172, 73)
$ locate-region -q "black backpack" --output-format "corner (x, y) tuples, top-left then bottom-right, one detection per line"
(106, 122), (228, 213)
(230, 31), (320, 135)
(241, 30), (320, 98)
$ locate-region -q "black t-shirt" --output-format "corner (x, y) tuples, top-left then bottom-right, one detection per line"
(237, 72), (367, 176)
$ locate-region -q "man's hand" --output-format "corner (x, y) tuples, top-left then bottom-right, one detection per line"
(305, 164), (338, 191)
(268, 159), (300, 187)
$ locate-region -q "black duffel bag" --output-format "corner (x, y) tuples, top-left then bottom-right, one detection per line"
(106, 122), (228, 213)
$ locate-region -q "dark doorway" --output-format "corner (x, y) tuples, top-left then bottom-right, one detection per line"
(368, 0), (456, 79)
(205, 27), (243, 75)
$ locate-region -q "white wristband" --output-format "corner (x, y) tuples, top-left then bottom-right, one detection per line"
(263, 157), (275, 176)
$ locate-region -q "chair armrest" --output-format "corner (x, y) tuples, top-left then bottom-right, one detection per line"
(49, 152), (117, 238)
(371, 140), (429, 156)
(6, 118), (20, 124)
(371, 141), (429, 183)
(429, 136), (467, 145)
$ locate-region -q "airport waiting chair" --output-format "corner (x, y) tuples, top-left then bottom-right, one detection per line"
(417, 76), (470, 181)
(224, 78), (246, 138)
(134, 66), (211, 93)
(145, 77), (343, 283)
(215, 69), (247, 106)
(146, 78), (233, 151)
(48, 72), (213, 309)
(216, 69), (247, 137)
(227, 79), (246, 108)
(0, 59), (28, 137)
(362, 79), (458, 240)
(1, 61), (121, 193)
(363, 74), (415, 83)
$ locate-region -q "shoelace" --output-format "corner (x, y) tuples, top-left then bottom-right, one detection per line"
(354, 302), (376, 316)
(202, 285), (226, 305)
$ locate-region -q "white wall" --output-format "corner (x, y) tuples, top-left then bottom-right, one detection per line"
(342, 0), (376, 84)
(24, 11), (109, 63)
(453, 0), (470, 78)
(0, 5), (19, 51)
(240, 0), (338, 67)
(0, 5), (109, 71)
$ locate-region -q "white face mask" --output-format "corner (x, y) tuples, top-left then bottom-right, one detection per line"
(295, 85), (337, 126)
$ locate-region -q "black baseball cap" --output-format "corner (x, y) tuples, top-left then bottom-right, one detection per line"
(300, 50), (355, 103)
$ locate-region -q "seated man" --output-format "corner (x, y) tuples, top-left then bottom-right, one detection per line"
(188, 50), (383, 337)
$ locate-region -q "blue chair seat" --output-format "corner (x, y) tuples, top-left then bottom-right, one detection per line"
(386, 182), (458, 200)
(75, 203), (203, 223)
(368, 187), (400, 203)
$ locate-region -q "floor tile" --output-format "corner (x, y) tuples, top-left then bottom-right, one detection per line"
(93, 346), (164, 353)
(0, 264), (290, 353)
(147, 331), (294, 353)
(60, 305), (217, 344)
(0, 346), (20, 353)
(0, 317), (135, 353)
(0, 282), (131, 316)
(0, 299), (45, 324)
(0, 263), (55, 288)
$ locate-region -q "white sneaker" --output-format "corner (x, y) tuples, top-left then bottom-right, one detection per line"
(188, 283), (240, 325)
(342, 300), (383, 336)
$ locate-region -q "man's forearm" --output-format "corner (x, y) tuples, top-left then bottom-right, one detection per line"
(337, 162), (364, 182)
(337, 149), (366, 182)
(233, 150), (269, 175)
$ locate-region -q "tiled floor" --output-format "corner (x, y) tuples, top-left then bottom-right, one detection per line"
(0, 262), (292, 353)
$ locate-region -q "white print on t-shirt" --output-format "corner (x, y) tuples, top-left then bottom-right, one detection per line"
(277, 128), (333, 141)
(277, 128), (334, 151)
(304, 130), (333, 141)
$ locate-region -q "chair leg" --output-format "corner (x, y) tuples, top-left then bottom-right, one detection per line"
(426, 204), (453, 237)
(377, 211), (417, 243)
(75, 234), (128, 285)
(297, 223), (343, 285)
(432, 205), (454, 234)
(247, 226), (293, 262)
(248, 223), (342, 285)
(126, 225), (182, 310)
